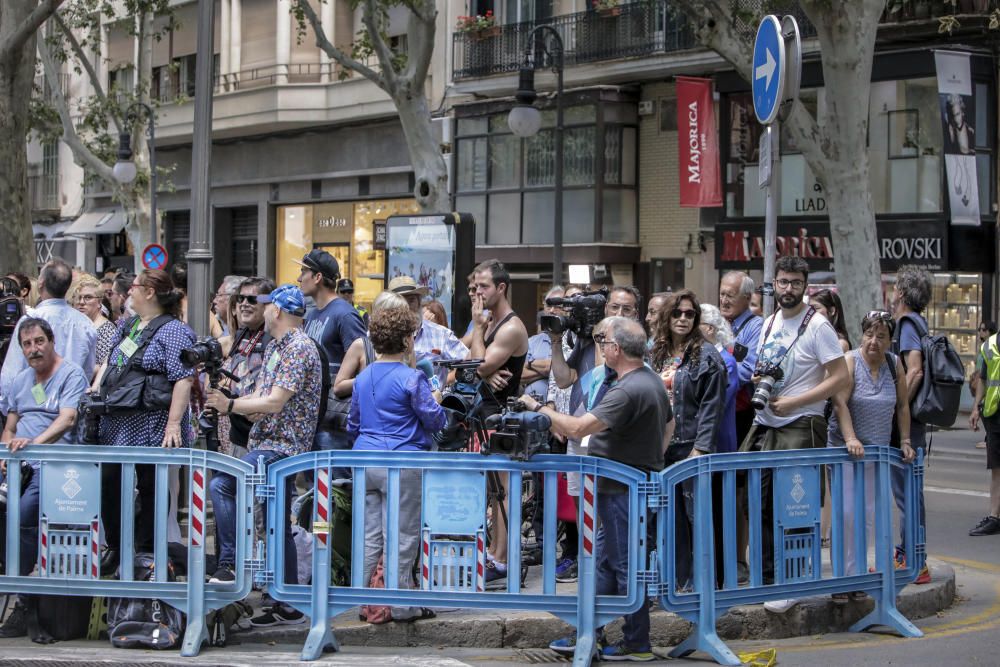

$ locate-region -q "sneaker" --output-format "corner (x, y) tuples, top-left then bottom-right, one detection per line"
(893, 546), (907, 570)
(969, 515), (1000, 536)
(484, 560), (507, 587)
(555, 558), (578, 583)
(600, 643), (655, 662)
(914, 564), (931, 585)
(209, 565), (236, 584)
(0, 602), (27, 638)
(763, 598), (799, 614)
(550, 634), (606, 656)
(250, 604), (306, 627)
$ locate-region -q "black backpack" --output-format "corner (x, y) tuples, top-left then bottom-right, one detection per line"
(107, 554), (186, 650)
(24, 595), (93, 644)
(892, 314), (965, 427)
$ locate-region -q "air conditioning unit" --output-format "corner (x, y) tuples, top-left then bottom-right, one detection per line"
(638, 100), (655, 116)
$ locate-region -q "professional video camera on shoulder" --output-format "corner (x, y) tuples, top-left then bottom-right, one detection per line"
(483, 397), (551, 461)
(540, 288), (608, 339)
(431, 358), (483, 452)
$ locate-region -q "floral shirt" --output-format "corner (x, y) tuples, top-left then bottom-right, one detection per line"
(247, 327), (322, 456)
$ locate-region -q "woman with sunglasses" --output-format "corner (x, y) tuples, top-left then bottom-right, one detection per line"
(827, 310), (915, 602)
(650, 289), (727, 589)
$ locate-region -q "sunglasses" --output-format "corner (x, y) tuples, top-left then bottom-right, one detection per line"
(863, 310), (896, 333)
(672, 308), (697, 320)
(236, 295), (259, 305)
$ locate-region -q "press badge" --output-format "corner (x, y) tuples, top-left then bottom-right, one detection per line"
(266, 353), (279, 372)
(31, 383), (46, 405)
(119, 337), (139, 358)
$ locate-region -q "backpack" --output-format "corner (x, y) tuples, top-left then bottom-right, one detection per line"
(204, 600), (253, 647)
(358, 555), (392, 624)
(24, 595), (93, 644)
(107, 554), (186, 650)
(892, 314), (965, 427)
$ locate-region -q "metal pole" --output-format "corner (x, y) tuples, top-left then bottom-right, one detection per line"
(186, 0), (217, 337)
(762, 122), (779, 316)
(553, 44), (564, 287)
(147, 115), (157, 246)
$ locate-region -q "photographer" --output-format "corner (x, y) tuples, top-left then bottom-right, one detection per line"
(0, 319), (88, 638)
(739, 256), (848, 612)
(469, 260), (529, 585)
(348, 296), (444, 622)
(91, 269), (195, 575)
(521, 317), (671, 662)
(204, 285), (321, 625)
(215, 277), (275, 457)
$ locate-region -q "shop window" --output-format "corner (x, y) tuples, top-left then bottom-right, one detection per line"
(522, 191), (555, 243)
(564, 190), (595, 243)
(602, 189), (637, 243)
(230, 207), (258, 277)
(457, 137), (487, 191)
(488, 134), (521, 189)
(487, 192), (521, 244)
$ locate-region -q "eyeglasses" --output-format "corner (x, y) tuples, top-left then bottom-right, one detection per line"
(672, 308), (697, 320)
(979, 325), (989, 332)
(592, 334), (618, 348)
(235, 295), (259, 305)
(76, 294), (98, 302)
(775, 278), (806, 290)
(607, 303), (636, 315)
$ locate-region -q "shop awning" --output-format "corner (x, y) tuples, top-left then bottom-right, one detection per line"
(63, 208), (127, 235)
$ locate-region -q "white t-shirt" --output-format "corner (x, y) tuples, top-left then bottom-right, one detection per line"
(753, 306), (844, 428)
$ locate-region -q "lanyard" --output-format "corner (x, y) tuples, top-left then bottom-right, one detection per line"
(760, 306), (816, 367)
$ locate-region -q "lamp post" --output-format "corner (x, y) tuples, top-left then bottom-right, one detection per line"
(508, 26), (564, 286)
(113, 101), (157, 247)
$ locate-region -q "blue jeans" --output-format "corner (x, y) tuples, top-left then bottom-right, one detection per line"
(210, 449), (296, 585)
(891, 421), (926, 554)
(0, 466), (40, 578)
(595, 491), (650, 651)
(313, 428), (353, 481)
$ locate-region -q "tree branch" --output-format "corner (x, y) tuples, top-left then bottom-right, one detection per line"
(362, 0), (399, 88)
(293, 0), (385, 91)
(37, 30), (115, 183)
(53, 12), (122, 135)
(403, 0), (436, 86)
(0, 0), (67, 64)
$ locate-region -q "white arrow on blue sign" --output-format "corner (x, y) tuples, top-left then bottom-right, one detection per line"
(752, 15), (786, 126)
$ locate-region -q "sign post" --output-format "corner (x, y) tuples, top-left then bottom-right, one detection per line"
(753, 15), (800, 315)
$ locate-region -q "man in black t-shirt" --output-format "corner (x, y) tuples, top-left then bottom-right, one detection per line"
(520, 317), (671, 661)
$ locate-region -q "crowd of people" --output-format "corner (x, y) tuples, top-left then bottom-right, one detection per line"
(0, 252), (993, 662)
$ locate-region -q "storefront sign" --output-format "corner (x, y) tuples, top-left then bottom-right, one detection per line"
(374, 221), (386, 250)
(935, 50), (981, 226)
(676, 77), (722, 208)
(715, 220), (948, 271)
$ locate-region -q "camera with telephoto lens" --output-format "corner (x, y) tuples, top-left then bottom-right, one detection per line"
(77, 392), (107, 444)
(431, 359), (484, 451)
(0, 277), (25, 362)
(179, 337), (225, 373)
(540, 288), (608, 339)
(482, 397), (551, 461)
(750, 361), (785, 411)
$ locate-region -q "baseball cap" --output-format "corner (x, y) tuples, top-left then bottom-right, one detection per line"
(293, 249), (340, 281)
(257, 283), (306, 317)
(336, 278), (355, 293)
(387, 275), (429, 296)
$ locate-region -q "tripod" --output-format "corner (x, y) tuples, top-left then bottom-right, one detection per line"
(198, 365), (241, 453)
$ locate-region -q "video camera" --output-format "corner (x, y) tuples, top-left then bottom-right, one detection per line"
(483, 398), (551, 461)
(0, 277), (25, 361)
(540, 288), (608, 339)
(180, 337), (241, 452)
(431, 358), (484, 451)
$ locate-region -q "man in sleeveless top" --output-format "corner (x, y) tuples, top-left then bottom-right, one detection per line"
(468, 259), (529, 585)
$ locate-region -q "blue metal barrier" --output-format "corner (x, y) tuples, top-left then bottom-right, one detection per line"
(0, 445), (258, 656)
(262, 451), (653, 666)
(656, 445), (925, 665)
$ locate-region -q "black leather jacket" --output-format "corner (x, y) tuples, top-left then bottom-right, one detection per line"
(666, 341), (727, 459)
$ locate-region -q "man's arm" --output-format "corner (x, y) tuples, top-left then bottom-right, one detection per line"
(737, 315), (764, 387)
(520, 358), (551, 384)
(230, 386), (295, 415)
(534, 403), (606, 441)
(549, 335), (578, 389)
(28, 408), (79, 446)
(2, 411), (20, 444)
(904, 350), (923, 403)
(475, 320), (524, 378)
(970, 345), (987, 431)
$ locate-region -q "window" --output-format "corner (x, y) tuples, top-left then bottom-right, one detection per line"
(454, 103), (637, 245)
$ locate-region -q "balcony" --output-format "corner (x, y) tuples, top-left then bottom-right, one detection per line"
(29, 173), (60, 212)
(452, 2), (697, 80)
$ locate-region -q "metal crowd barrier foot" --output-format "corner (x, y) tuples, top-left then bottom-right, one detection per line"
(669, 628), (741, 666)
(849, 592), (924, 638)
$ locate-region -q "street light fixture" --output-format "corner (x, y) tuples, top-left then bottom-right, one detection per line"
(113, 101), (157, 242)
(507, 26), (564, 285)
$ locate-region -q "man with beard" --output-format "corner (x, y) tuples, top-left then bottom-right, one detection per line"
(0, 319), (88, 637)
(739, 255), (848, 613)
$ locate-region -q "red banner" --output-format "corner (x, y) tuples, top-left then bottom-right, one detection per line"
(676, 77), (722, 208)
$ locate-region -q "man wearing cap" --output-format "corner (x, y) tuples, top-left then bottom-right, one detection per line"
(389, 275), (469, 389)
(205, 284), (321, 624)
(297, 249), (367, 454)
(337, 278), (369, 328)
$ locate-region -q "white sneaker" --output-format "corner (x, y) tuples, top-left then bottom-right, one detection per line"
(763, 598), (799, 614)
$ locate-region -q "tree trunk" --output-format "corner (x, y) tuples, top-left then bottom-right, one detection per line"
(0, 2), (41, 276)
(393, 86), (449, 213)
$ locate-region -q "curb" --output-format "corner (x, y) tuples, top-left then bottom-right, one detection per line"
(237, 560), (956, 649)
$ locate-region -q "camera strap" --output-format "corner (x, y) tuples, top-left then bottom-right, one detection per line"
(760, 306), (816, 369)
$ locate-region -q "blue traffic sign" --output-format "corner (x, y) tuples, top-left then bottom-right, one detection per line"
(753, 15), (785, 125)
(142, 243), (168, 270)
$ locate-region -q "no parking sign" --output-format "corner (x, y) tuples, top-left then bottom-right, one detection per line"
(141, 243), (168, 270)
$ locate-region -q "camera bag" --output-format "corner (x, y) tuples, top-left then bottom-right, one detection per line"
(99, 314), (175, 413)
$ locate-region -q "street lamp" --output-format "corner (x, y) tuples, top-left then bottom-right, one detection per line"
(113, 101), (157, 241)
(508, 26), (564, 286)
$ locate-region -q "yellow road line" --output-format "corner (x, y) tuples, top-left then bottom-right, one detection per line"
(935, 555), (1000, 574)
